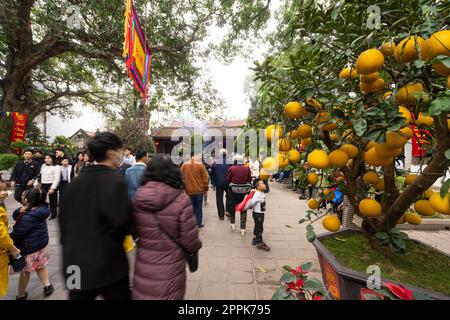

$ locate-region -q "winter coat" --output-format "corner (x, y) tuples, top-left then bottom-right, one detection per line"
(132, 181), (202, 300)
(10, 206), (50, 256)
(181, 160), (209, 195)
(211, 160), (230, 188)
(0, 206), (14, 297)
(59, 164), (130, 291)
(125, 164), (147, 200)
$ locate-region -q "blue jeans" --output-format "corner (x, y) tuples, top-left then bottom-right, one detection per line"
(190, 195), (204, 226)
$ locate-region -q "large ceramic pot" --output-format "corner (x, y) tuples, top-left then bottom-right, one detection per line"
(312, 228), (450, 300)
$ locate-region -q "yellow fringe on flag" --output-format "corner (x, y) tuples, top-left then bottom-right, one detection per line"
(122, 0), (132, 58)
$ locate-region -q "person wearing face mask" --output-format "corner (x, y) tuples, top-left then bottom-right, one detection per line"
(59, 132), (131, 300)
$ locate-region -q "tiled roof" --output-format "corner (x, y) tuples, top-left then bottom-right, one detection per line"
(151, 120), (246, 138)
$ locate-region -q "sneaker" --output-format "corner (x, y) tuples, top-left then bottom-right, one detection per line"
(16, 292), (28, 300)
(219, 217), (225, 221)
(44, 284), (54, 297)
(230, 224), (236, 230)
(257, 243), (271, 251)
(241, 229), (246, 236)
(252, 238), (259, 246)
(198, 224), (205, 229)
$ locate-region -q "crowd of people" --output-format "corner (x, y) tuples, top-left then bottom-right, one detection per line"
(0, 131), (274, 300)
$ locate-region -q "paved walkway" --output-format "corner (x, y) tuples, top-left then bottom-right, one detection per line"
(2, 182), (450, 300)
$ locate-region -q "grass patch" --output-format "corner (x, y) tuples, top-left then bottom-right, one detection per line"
(321, 232), (450, 296)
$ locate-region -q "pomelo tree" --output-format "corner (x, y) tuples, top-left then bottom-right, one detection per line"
(248, 0), (450, 253)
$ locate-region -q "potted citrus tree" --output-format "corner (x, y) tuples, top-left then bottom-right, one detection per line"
(248, 1), (450, 299)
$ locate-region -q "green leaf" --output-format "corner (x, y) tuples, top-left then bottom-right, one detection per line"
(306, 227), (316, 243)
(399, 232), (409, 240)
(445, 149), (450, 160)
(440, 179), (450, 198)
(375, 232), (389, 240)
(272, 286), (291, 300)
(280, 273), (297, 283)
(414, 60), (425, 68)
(351, 118), (367, 136)
(305, 88), (315, 99)
(303, 278), (326, 292)
(412, 290), (430, 300)
(283, 265), (293, 272)
(298, 218), (307, 224)
(300, 262), (313, 272)
(392, 237), (406, 251)
(432, 55), (450, 68)
(429, 96), (450, 116)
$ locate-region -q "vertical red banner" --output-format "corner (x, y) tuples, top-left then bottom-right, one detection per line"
(411, 125), (430, 158)
(11, 112), (27, 142)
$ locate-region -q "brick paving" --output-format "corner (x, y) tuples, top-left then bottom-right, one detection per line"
(2, 182), (449, 300)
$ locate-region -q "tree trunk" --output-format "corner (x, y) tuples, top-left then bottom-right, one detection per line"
(386, 113), (450, 227)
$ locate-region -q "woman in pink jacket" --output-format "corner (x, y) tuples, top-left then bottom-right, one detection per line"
(131, 154), (202, 300)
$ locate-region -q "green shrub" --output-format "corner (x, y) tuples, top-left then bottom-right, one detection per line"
(10, 141), (29, 150)
(0, 153), (20, 171)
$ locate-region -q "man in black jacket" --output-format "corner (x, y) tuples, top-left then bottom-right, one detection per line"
(59, 132), (131, 300)
(10, 149), (40, 203)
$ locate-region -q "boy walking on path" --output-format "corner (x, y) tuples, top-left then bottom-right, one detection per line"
(236, 179), (270, 251)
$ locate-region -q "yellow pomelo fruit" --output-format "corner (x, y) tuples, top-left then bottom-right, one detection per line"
(321, 122), (339, 131)
(287, 149), (301, 164)
(447, 76), (450, 89)
(398, 105), (412, 126)
(322, 215), (341, 232)
(347, 159), (353, 168)
(262, 157), (277, 172)
(359, 199), (382, 217)
(420, 38), (434, 62)
(340, 144), (359, 159)
(277, 138), (292, 152)
(429, 193), (450, 215)
(386, 131), (408, 148)
(365, 140), (377, 151)
(375, 179), (385, 191)
(330, 133), (339, 141)
(284, 101), (307, 119)
(288, 129), (301, 140)
(265, 125), (283, 142)
(342, 129), (354, 141)
(405, 174), (417, 185)
(374, 143), (403, 158)
(307, 150), (329, 169)
(423, 189), (435, 199)
(395, 36), (424, 63)
(360, 72), (380, 84)
(432, 63), (450, 76)
(297, 124), (313, 138)
(360, 78), (385, 93)
(259, 169), (271, 180)
(399, 126), (413, 139)
(278, 153), (289, 169)
(328, 150), (349, 168)
(415, 113), (434, 127)
(405, 212), (422, 225)
(324, 189), (335, 201)
(365, 147), (393, 167)
(384, 91), (393, 99)
(305, 98), (323, 111)
(363, 171), (380, 185)
(308, 199), (320, 210)
(414, 200), (435, 216)
(307, 172), (318, 185)
(396, 83), (424, 106)
(381, 41), (396, 56)
(316, 112), (337, 131)
(301, 138), (312, 147)
(356, 49), (385, 75)
(339, 67), (358, 80)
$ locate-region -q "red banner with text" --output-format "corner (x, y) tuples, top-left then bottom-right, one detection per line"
(411, 125), (431, 158)
(11, 112), (27, 143)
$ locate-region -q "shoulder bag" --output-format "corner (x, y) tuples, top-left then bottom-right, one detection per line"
(229, 183), (253, 194)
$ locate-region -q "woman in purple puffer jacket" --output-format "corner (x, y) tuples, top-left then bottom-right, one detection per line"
(131, 154), (202, 300)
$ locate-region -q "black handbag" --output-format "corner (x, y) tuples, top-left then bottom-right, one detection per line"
(8, 254), (26, 273)
(229, 183), (253, 194)
(152, 214), (199, 272)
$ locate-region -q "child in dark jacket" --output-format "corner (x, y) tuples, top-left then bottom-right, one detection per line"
(10, 188), (53, 300)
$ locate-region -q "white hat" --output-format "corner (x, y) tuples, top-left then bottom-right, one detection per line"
(219, 148), (227, 156)
(233, 154), (243, 162)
